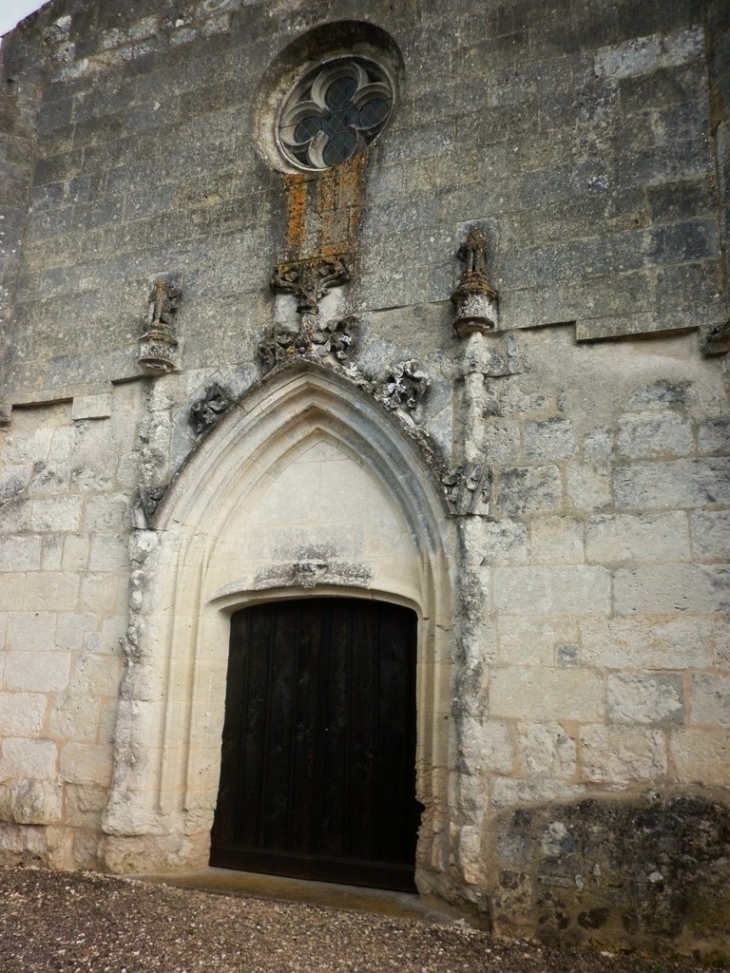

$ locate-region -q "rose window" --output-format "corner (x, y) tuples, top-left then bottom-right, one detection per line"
(278, 58), (394, 170)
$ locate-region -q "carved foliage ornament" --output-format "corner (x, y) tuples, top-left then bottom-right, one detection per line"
(259, 316), (358, 371)
(278, 57), (394, 171)
(378, 359), (429, 416)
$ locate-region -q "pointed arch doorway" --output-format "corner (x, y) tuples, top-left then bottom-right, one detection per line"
(210, 596), (421, 891)
(103, 366), (454, 890)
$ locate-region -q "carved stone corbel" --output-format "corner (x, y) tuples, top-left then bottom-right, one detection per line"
(451, 228), (499, 336)
(138, 280), (180, 375)
(189, 383), (232, 436)
(271, 255), (350, 316)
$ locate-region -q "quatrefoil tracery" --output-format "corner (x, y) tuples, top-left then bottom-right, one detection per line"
(278, 58), (393, 171)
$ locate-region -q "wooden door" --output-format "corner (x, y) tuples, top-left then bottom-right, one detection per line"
(210, 598), (420, 891)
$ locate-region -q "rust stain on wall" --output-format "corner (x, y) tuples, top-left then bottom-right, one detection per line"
(281, 151), (369, 265)
(283, 172), (308, 256)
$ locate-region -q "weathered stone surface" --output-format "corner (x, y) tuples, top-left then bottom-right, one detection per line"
(4, 651), (70, 693)
(494, 566), (611, 616)
(566, 462), (612, 512)
(493, 794), (730, 952)
(497, 616), (578, 667)
(490, 668), (605, 722)
(690, 510), (730, 560)
(586, 512), (690, 563)
(517, 722), (577, 779)
(496, 466), (563, 517)
(689, 673), (730, 726)
(607, 673), (684, 725)
(59, 743), (113, 788)
(530, 517), (584, 564)
(581, 616), (714, 669)
(617, 412), (694, 458)
(613, 564), (730, 615)
(579, 726), (667, 782)
(670, 730), (730, 785)
(0, 739), (57, 781)
(523, 419), (577, 461)
(614, 458), (730, 509)
(0, 694), (47, 737)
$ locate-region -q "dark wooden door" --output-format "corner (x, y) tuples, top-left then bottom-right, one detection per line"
(210, 598), (420, 891)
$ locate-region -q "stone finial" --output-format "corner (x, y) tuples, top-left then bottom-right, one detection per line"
(138, 280), (179, 375)
(451, 228), (499, 336)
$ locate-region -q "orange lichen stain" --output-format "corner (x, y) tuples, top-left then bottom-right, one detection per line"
(283, 172), (308, 255)
(317, 152), (368, 253)
(282, 151), (369, 261)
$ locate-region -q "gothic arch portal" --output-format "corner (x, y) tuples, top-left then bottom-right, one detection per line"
(102, 365), (456, 883)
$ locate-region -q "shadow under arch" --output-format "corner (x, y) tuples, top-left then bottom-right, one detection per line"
(102, 364), (456, 885)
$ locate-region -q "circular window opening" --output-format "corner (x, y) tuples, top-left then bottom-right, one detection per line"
(277, 56), (394, 171)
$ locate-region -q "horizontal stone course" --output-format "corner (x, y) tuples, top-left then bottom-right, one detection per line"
(4, 651), (71, 693)
(586, 511), (690, 563)
(579, 725), (667, 782)
(580, 616), (714, 669)
(494, 565), (611, 615)
(613, 458), (730, 509)
(613, 563), (730, 615)
(490, 667), (605, 722)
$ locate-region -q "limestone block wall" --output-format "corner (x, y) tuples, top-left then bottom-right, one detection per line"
(0, 385), (139, 868)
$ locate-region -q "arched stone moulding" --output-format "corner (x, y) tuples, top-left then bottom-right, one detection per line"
(103, 364), (457, 880)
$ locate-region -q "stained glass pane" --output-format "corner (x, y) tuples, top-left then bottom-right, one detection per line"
(323, 131), (358, 166)
(357, 98), (390, 130)
(325, 77), (358, 110)
(294, 116), (322, 143)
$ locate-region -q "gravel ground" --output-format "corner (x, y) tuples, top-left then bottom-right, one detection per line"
(0, 868), (706, 973)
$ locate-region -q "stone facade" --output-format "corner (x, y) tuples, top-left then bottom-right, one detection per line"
(0, 0), (729, 958)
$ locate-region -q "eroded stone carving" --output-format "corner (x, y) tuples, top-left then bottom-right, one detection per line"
(252, 560), (374, 591)
(701, 318), (730, 357)
(189, 383), (232, 436)
(132, 485), (167, 528)
(441, 463), (492, 516)
(451, 229), (499, 336)
(271, 255), (350, 315)
(378, 359), (429, 417)
(259, 316), (358, 370)
(138, 280), (180, 375)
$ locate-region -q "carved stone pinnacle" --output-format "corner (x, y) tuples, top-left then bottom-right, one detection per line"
(451, 229), (499, 337)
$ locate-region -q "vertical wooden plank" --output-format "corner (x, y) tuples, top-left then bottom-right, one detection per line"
(260, 602), (299, 850)
(317, 598), (350, 858)
(238, 605), (273, 848)
(347, 600), (378, 861)
(287, 599), (322, 853)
